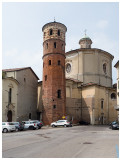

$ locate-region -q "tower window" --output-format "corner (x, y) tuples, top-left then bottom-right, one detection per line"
(9, 88), (12, 104)
(46, 43), (48, 49)
(43, 63), (44, 68)
(103, 63), (107, 74)
(57, 90), (61, 98)
(54, 42), (56, 48)
(53, 105), (56, 109)
(58, 30), (60, 36)
(24, 78), (26, 82)
(62, 44), (64, 50)
(49, 60), (51, 65)
(58, 60), (60, 65)
(50, 29), (53, 35)
(45, 75), (47, 81)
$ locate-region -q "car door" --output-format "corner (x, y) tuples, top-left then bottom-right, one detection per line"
(56, 121), (61, 126)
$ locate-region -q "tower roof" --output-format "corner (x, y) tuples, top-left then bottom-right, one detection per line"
(42, 21), (67, 32)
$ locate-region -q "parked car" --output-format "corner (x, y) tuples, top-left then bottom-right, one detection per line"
(109, 121), (119, 130)
(32, 120), (43, 129)
(22, 121), (38, 130)
(2, 122), (16, 133)
(51, 120), (72, 127)
(12, 122), (24, 131)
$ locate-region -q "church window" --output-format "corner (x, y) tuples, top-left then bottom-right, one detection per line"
(66, 63), (71, 73)
(54, 42), (56, 48)
(103, 63), (107, 74)
(50, 29), (53, 35)
(58, 60), (60, 65)
(101, 100), (104, 109)
(58, 30), (60, 36)
(49, 60), (51, 65)
(111, 93), (116, 100)
(8, 88), (12, 104)
(57, 90), (61, 98)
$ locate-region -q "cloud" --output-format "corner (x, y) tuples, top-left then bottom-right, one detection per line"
(97, 20), (109, 29)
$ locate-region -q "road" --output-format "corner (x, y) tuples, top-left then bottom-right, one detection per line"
(2, 125), (119, 158)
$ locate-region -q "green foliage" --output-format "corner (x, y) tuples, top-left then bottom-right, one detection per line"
(2, 71), (6, 79)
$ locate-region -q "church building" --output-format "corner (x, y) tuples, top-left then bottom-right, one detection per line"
(37, 21), (118, 125)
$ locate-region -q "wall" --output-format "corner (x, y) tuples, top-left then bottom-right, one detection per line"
(66, 80), (82, 123)
(2, 78), (18, 122)
(16, 69), (38, 121)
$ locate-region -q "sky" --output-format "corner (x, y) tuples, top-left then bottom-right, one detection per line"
(2, 2), (119, 83)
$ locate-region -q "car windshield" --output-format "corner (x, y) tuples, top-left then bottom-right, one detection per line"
(8, 122), (15, 125)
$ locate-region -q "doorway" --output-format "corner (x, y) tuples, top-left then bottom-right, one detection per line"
(7, 110), (12, 122)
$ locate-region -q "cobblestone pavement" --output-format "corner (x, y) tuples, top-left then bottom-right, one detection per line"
(2, 125), (119, 158)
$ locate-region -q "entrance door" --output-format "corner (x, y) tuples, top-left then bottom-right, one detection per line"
(7, 110), (12, 122)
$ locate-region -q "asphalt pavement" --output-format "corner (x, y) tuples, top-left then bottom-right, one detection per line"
(2, 125), (119, 158)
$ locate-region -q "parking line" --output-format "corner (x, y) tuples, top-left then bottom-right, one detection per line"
(116, 144), (119, 158)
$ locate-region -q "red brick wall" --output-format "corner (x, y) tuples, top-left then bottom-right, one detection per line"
(42, 22), (67, 125)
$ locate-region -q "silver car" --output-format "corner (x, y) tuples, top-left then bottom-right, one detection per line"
(2, 122), (16, 133)
(22, 121), (38, 130)
(51, 120), (72, 127)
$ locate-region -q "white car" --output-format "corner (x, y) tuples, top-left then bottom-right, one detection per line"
(22, 121), (38, 130)
(51, 120), (72, 127)
(2, 122), (16, 133)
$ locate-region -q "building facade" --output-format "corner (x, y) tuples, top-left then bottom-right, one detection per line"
(114, 60), (119, 120)
(2, 67), (39, 122)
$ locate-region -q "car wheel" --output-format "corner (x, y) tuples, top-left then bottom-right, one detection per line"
(64, 124), (67, 127)
(3, 128), (8, 133)
(52, 125), (55, 128)
(29, 126), (34, 130)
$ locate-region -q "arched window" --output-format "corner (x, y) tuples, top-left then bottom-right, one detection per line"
(45, 75), (47, 81)
(58, 60), (60, 65)
(58, 30), (60, 36)
(46, 43), (48, 49)
(101, 100), (104, 109)
(57, 90), (61, 98)
(9, 88), (12, 104)
(49, 60), (51, 65)
(103, 63), (107, 74)
(111, 93), (116, 100)
(50, 29), (53, 35)
(54, 42), (56, 48)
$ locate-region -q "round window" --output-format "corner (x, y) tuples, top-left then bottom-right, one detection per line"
(66, 63), (71, 73)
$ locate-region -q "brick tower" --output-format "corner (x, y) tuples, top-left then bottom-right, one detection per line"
(42, 21), (67, 125)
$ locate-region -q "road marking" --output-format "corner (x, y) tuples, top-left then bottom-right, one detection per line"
(116, 145), (119, 158)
